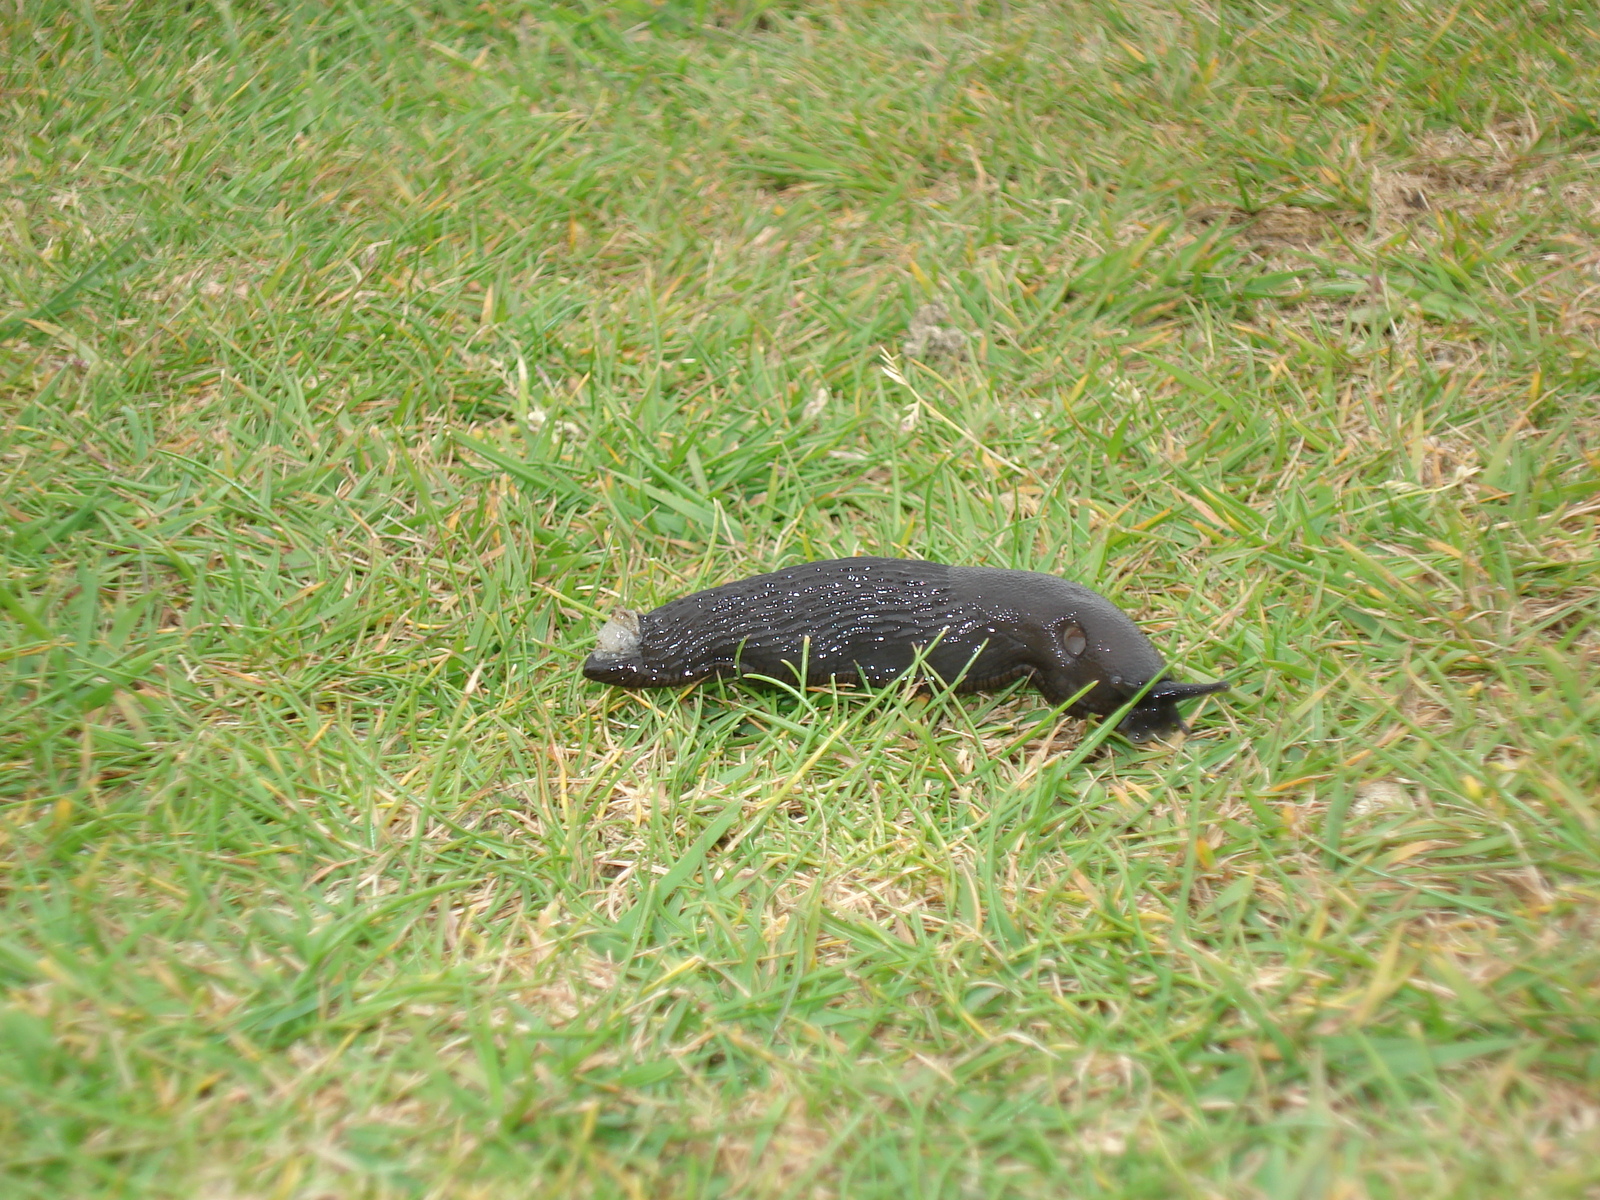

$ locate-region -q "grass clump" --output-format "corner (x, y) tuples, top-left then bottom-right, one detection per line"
(2, 1), (1598, 1196)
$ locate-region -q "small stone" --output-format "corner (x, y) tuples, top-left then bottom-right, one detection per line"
(593, 609), (641, 658)
(1352, 778), (1410, 817)
(903, 303), (968, 360)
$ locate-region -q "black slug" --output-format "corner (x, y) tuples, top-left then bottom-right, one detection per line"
(582, 557), (1227, 741)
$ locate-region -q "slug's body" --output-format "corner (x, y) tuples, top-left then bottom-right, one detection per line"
(582, 557), (1226, 741)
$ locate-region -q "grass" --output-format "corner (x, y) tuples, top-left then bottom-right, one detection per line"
(2, 0), (1598, 1195)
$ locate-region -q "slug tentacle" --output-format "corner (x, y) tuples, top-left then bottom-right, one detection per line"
(581, 557), (1228, 741)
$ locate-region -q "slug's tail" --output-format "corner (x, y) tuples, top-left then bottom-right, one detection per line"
(582, 609), (647, 685)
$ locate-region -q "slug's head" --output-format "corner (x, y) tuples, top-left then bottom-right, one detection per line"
(1038, 615), (1226, 742)
(1116, 677), (1230, 743)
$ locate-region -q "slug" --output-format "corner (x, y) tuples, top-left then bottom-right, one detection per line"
(582, 557), (1227, 741)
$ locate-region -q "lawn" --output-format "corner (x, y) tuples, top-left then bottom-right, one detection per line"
(2, 1), (1599, 1196)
